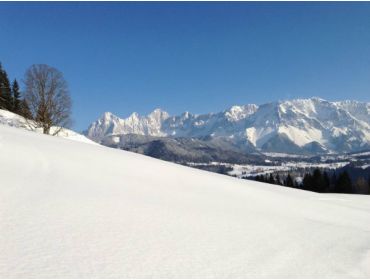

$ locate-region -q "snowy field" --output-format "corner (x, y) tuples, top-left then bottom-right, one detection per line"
(0, 124), (370, 278)
(187, 161), (350, 178)
(227, 161), (350, 178)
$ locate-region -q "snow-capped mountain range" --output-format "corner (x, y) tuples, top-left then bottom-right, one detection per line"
(85, 98), (370, 154)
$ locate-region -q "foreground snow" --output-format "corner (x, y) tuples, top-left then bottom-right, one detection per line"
(0, 109), (96, 145)
(0, 125), (369, 278)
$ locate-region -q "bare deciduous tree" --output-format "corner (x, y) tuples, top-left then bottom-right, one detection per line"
(24, 64), (72, 135)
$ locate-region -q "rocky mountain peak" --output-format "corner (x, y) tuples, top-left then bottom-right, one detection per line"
(85, 98), (370, 154)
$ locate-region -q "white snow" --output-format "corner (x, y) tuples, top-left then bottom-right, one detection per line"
(278, 125), (323, 147)
(351, 151), (370, 157)
(227, 161), (350, 178)
(86, 109), (169, 141)
(0, 109), (96, 145)
(245, 126), (274, 147)
(263, 152), (310, 158)
(224, 104), (258, 122)
(0, 125), (370, 278)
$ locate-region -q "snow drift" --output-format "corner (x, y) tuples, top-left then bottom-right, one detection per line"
(0, 124), (369, 278)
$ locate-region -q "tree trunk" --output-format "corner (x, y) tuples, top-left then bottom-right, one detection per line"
(43, 126), (50, 134)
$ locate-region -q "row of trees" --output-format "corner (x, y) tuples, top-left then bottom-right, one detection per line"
(0, 63), (29, 117)
(254, 169), (370, 194)
(0, 62), (71, 134)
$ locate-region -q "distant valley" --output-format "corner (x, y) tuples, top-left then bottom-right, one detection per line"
(83, 97), (370, 184)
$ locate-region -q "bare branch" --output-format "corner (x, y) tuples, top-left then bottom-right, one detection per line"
(24, 64), (72, 135)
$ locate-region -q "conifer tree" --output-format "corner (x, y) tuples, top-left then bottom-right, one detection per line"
(0, 63), (3, 108)
(322, 171), (330, 193)
(0, 63), (5, 105)
(303, 173), (313, 191)
(0, 64), (13, 111)
(275, 174), (281, 185)
(330, 173), (337, 192)
(285, 174), (294, 187)
(335, 171), (352, 193)
(312, 169), (323, 192)
(11, 79), (21, 113)
(268, 173), (276, 184)
(255, 175), (263, 182)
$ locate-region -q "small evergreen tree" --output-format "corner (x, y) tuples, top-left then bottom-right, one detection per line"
(0, 63), (4, 108)
(0, 63), (12, 110)
(330, 172), (337, 192)
(335, 171), (352, 193)
(322, 171), (330, 193)
(275, 174), (281, 185)
(311, 169), (322, 192)
(285, 174), (294, 187)
(11, 79), (21, 113)
(255, 175), (263, 182)
(302, 173), (313, 191)
(268, 173), (276, 184)
(303, 168), (329, 193)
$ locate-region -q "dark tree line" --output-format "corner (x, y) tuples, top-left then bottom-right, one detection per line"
(0, 62), (31, 118)
(255, 173), (295, 187)
(254, 168), (370, 195)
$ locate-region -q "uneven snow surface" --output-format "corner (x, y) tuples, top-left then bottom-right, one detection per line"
(0, 109), (96, 145)
(0, 125), (370, 278)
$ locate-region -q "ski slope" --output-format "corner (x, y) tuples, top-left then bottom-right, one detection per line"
(0, 124), (369, 278)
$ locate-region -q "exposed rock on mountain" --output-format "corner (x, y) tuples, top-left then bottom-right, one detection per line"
(85, 98), (370, 154)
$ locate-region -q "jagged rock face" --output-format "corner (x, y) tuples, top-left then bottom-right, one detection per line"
(85, 109), (170, 140)
(85, 98), (370, 154)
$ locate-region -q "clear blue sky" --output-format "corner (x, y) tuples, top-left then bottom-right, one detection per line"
(1, 2), (370, 131)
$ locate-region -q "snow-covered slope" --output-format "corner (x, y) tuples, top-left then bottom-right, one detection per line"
(247, 98), (370, 153)
(85, 98), (370, 154)
(0, 109), (96, 145)
(1, 125), (369, 278)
